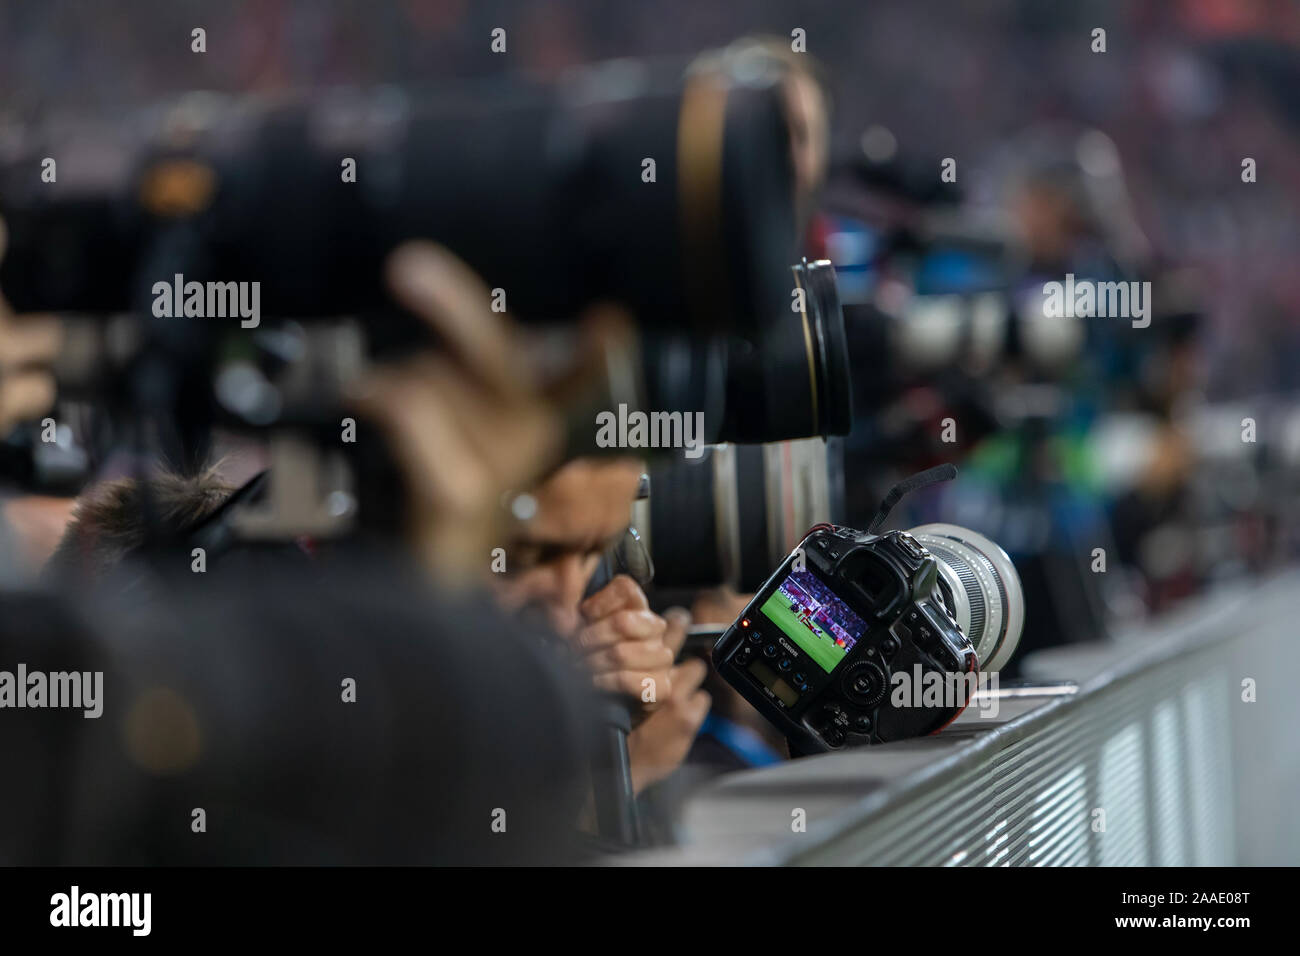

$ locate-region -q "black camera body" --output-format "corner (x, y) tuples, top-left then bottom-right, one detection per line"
(712, 524), (978, 753)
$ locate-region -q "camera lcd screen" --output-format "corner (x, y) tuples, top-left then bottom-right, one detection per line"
(759, 567), (869, 673)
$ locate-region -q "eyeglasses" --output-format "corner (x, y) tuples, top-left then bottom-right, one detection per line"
(603, 525), (654, 589)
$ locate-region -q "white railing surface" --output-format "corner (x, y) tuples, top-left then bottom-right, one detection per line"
(636, 572), (1299, 865)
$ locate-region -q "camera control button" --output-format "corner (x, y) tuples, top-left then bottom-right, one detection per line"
(763, 643), (779, 659)
(793, 671), (807, 684)
(778, 657), (793, 672)
(897, 532), (924, 559)
(843, 662), (888, 707)
(853, 715), (873, 733)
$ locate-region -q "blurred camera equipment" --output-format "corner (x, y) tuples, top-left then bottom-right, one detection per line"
(637, 258), (852, 590)
(715, 258), (852, 442)
(0, 58), (813, 535)
(642, 435), (846, 591)
(0, 64), (795, 336)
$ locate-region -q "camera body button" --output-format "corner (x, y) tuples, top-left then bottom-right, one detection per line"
(842, 661), (888, 708)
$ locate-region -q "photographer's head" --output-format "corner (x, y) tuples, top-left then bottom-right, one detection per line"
(493, 456), (709, 793)
(44, 466), (235, 583)
(493, 457), (644, 636)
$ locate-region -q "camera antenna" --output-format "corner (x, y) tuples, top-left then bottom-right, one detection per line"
(867, 463), (957, 534)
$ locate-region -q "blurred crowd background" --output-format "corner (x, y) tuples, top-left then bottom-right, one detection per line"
(5, 0), (1297, 631)
(3, 0), (1298, 395)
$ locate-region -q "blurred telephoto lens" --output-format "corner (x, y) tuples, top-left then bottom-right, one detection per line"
(0, 60), (797, 338)
(643, 446), (740, 590)
(641, 259), (852, 449)
(716, 259), (853, 443)
(909, 523), (1025, 671)
(645, 438), (840, 591)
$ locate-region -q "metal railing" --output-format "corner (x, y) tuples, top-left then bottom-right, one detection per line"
(648, 572), (1299, 865)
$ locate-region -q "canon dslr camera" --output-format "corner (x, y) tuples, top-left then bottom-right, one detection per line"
(712, 468), (1023, 753)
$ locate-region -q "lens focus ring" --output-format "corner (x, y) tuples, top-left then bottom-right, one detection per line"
(909, 523), (1024, 672)
(924, 542), (987, 647)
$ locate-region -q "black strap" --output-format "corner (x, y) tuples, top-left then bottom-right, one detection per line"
(867, 463), (958, 534)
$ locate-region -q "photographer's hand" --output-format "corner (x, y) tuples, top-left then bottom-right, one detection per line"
(627, 608), (711, 793)
(0, 220), (62, 436)
(690, 586), (755, 627)
(627, 660), (711, 793)
(574, 574), (677, 713)
(352, 242), (626, 587)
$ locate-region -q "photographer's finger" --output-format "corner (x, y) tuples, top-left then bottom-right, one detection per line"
(670, 656), (709, 695)
(674, 687), (712, 730)
(593, 669), (673, 703)
(572, 607), (663, 653)
(351, 364), (489, 517)
(584, 640), (673, 676)
(541, 303), (638, 409)
(579, 573), (649, 622)
(395, 354), (560, 487)
(662, 606), (691, 657)
(385, 242), (527, 398)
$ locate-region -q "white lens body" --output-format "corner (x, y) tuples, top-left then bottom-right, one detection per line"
(909, 523), (1025, 672)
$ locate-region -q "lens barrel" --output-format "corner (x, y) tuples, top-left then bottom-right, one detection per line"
(0, 68), (796, 338)
(715, 259), (853, 443)
(646, 438), (841, 591)
(910, 523), (1024, 671)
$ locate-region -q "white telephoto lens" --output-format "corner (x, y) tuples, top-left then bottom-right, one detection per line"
(909, 523), (1025, 672)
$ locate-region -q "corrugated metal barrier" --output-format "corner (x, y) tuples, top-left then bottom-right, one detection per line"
(650, 573), (1298, 865)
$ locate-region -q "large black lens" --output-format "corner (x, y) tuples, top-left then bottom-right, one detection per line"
(0, 64), (796, 338)
(643, 446), (743, 589)
(715, 259), (853, 443)
(637, 334), (729, 445)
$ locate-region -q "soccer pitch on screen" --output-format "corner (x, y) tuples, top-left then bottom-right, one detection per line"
(759, 590), (848, 673)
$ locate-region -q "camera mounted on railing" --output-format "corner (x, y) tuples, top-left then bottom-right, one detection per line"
(712, 465), (1024, 752)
